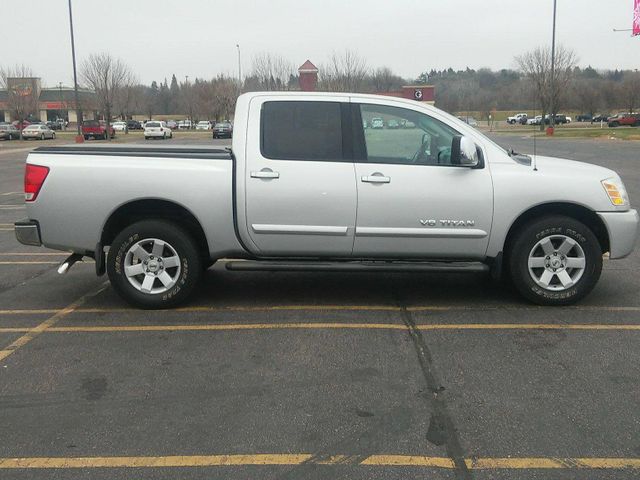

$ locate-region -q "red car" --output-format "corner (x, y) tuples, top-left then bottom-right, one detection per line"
(608, 113), (640, 127)
(12, 120), (32, 130)
(82, 120), (116, 140)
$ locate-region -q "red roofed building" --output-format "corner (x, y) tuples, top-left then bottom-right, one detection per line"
(298, 60), (318, 92)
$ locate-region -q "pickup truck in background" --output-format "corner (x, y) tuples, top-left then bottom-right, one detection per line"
(607, 113), (640, 128)
(81, 120), (116, 140)
(507, 113), (527, 125)
(15, 92), (639, 309)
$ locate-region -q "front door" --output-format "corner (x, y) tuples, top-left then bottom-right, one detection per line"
(352, 101), (493, 259)
(244, 98), (357, 256)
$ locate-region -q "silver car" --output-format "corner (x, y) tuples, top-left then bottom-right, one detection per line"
(0, 124), (21, 140)
(22, 124), (56, 140)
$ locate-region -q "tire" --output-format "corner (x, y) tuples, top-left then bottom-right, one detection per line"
(508, 215), (602, 306)
(40, 134), (45, 140)
(169, 132), (172, 139)
(610, 122), (619, 128)
(84, 135), (89, 140)
(52, 132), (56, 139)
(145, 136), (149, 140)
(163, 133), (166, 140)
(107, 220), (203, 309)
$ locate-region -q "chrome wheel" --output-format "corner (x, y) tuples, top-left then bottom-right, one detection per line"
(123, 238), (181, 294)
(527, 235), (586, 291)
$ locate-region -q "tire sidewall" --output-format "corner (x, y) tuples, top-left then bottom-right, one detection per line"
(107, 220), (202, 308)
(509, 216), (602, 305)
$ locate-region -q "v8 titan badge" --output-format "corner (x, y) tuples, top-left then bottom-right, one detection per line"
(414, 89), (423, 100)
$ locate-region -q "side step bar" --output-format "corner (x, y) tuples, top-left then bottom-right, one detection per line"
(225, 260), (489, 273)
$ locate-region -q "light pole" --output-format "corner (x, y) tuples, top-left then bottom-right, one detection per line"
(67, 0), (83, 142)
(549, 0), (557, 130)
(236, 44), (242, 87)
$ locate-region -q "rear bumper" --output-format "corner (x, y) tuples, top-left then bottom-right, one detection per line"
(14, 219), (42, 246)
(597, 209), (639, 259)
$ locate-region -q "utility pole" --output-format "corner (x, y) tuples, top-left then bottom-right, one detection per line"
(549, 0), (557, 130)
(236, 44), (242, 87)
(67, 0), (83, 142)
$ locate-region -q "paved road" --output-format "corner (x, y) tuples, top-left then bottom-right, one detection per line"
(0, 137), (638, 479)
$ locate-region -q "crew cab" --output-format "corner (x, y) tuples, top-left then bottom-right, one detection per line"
(82, 120), (116, 140)
(15, 92), (639, 309)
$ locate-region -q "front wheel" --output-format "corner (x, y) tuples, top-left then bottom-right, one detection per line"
(107, 220), (203, 309)
(508, 216), (602, 306)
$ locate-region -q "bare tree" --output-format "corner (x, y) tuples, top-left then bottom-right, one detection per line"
(81, 53), (134, 140)
(0, 64), (38, 137)
(319, 50), (369, 92)
(371, 66), (405, 92)
(621, 72), (640, 113)
(516, 45), (577, 129)
(249, 53), (296, 91)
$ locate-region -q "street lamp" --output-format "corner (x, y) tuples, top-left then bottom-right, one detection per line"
(549, 0), (557, 130)
(236, 44), (242, 86)
(67, 0), (83, 142)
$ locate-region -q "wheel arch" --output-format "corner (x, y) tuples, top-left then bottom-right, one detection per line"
(503, 202), (610, 260)
(101, 198), (211, 262)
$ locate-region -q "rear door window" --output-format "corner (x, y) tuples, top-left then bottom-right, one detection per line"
(261, 101), (343, 161)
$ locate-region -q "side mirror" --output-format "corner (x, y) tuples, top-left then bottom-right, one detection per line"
(451, 135), (479, 167)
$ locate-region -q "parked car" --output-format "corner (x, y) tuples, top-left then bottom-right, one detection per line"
(387, 119), (400, 129)
(527, 115), (543, 125)
(507, 113), (527, 124)
(544, 114), (568, 125)
(127, 120), (142, 130)
(144, 121), (172, 140)
(458, 116), (478, 127)
(212, 122), (233, 139)
(576, 114), (593, 122)
(15, 91), (639, 309)
(82, 120), (115, 140)
(112, 121), (128, 132)
(196, 121), (213, 130)
(166, 120), (178, 130)
(46, 121), (62, 131)
(370, 117), (384, 129)
(178, 120), (192, 130)
(608, 113), (640, 127)
(21, 123), (56, 140)
(13, 120), (31, 130)
(592, 113), (611, 123)
(0, 124), (21, 140)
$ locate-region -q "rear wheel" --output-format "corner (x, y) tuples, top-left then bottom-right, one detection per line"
(107, 220), (203, 309)
(508, 216), (602, 306)
(40, 133), (45, 140)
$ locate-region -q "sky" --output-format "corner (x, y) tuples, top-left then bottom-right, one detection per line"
(3, 0), (639, 88)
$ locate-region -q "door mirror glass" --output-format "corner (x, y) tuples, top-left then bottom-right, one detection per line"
(452, 136), (479, 167)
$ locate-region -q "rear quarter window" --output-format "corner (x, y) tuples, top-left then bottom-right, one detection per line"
(260, 101), (343, 161)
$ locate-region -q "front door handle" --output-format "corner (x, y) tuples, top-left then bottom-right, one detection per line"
(361, 173), (390, 184)
(251, 168), (280, 179)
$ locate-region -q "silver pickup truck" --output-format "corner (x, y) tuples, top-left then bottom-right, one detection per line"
(15, 92), (639, 308)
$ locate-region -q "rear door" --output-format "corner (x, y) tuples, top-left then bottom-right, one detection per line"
(243, 96), (357, 256)
(351, 99), (494, 259)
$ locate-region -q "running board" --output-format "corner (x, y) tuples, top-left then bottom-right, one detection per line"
(225, 260), (489, 273)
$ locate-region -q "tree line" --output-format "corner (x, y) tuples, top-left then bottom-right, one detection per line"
(3, 47), (640, 130)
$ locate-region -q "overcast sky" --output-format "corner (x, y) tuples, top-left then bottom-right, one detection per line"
(4, 0), (639, 87)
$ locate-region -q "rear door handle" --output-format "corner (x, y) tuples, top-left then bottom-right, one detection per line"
(361, 173), (390, 184)
(251, 169), (280, 179)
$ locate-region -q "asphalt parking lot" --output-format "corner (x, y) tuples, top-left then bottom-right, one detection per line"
(0, 135), (639, 479)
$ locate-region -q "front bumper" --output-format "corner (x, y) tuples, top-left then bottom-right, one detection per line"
(597, 209), (639, 259)
(14, 219), (42, 246)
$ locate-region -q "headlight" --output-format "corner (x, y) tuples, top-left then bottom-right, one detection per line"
(601, 177), (630, 206)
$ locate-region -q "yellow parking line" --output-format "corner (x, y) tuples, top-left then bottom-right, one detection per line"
(0, 304), (640, 316)
(0, 261), (60, 265)
(5, 323), (637, 333)
(0, 282), (109, 362)
(0, 252), (68, 256)
(0, 453), (638, 470)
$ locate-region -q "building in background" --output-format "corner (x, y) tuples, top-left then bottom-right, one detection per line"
(297, 60), (435, 104)
(0, 77), (95, 124)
